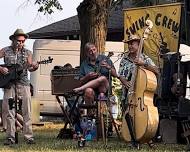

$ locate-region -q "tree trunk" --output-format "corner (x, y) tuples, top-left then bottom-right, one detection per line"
(77, 0), (111, 63)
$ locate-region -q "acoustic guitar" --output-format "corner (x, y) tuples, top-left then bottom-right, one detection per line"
(0, 56), (53, 88)
(171, 52), (184, 96)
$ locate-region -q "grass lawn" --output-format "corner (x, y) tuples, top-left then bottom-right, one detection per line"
(0, 123), (187, 152)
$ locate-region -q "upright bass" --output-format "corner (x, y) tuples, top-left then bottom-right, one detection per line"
(121, 20), (159, 144)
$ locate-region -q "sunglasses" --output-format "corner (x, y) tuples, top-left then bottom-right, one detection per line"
(16, 39), (25, 43)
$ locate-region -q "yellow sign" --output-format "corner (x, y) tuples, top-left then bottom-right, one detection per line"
(123, 3), (182, 65)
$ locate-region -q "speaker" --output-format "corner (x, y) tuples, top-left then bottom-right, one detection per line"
(159, 119), (177, 144)
(178, 98), (190, 116)
(51, 69), (81, 95)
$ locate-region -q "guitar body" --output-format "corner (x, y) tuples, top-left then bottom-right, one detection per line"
(0, 57), (53, 88)
(0, 65), (22, 88)
(0, 71), (15, 88)
(121, 68), (159, 143)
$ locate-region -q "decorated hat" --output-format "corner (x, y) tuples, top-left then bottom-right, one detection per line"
(9, 29), (29, 40)
(123, 34), (140, 43)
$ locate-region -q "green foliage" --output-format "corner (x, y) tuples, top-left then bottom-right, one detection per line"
(112, 77), (122, 119)
(112, 77), (122, 101)
(35, 0), (63, 15)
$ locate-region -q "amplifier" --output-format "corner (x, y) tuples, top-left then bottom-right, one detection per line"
(51, 68), (81, 95)
(51, 68), (80, 76)
(178, 98), (190, 117)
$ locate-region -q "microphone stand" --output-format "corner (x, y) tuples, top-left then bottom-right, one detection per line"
(8, 63), (20, 144)
(8, 47), (24, 144)
(14, 63), (19, 144)
(104, 54), (121, 145)
(12, 63), (19, 144)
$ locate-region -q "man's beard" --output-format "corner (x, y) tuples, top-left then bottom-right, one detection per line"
(14, 43), (22, 51)
(89, 54), (97, 61)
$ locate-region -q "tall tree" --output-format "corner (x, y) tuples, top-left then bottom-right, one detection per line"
(34, 0), (125, 62)
(77, 0), (111, 62)
(34, 0), (156, 62)
(76, 0), (154, 62)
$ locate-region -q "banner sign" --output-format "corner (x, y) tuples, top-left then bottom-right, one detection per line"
(123, 3), (182, 65)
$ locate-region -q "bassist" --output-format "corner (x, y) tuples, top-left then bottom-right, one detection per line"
(118, 34), (159, 147)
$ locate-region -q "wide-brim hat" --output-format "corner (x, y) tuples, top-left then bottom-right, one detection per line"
(9, 29), (29, 40)
(123, 34), (140, 43)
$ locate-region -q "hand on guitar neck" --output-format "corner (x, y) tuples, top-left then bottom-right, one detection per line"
(94, 51), (114, 75)
(28, 62), (39, 72)
(28, 56), (53, 72)
(101, 51), (113, 70)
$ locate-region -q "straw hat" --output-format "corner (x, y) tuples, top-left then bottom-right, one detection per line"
(9, 29), (29, 40)
(123, 34), (140, 43)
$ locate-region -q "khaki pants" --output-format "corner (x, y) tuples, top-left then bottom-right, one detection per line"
(3, 84), (33, 140)
(2, 99), (8, 129)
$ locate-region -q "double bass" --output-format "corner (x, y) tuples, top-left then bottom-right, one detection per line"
(121, 20), (159, 144)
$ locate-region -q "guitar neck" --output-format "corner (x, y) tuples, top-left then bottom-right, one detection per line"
(176, 53), (181, 83)
(37, 57), (53, 65)
(37, 61), (45, 65)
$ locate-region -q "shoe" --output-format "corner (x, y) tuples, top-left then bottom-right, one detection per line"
(4, 138), (15, 145)
(0, 128), (6, 132)
(148, 140), (155, 148)
(187, 144), (190, 152)
(26, 138), (35, 144)
(107, 131), (113, 137)
(128, 141), (140, 149)
(107, 125), (113, 137)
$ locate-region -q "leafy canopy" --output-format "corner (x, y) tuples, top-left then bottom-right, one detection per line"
(35, 0), (63, 14)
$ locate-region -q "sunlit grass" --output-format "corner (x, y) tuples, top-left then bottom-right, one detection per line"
(0, 123), (187, 152)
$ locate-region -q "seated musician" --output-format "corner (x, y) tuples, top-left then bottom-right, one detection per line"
(73, 42), (118, 114)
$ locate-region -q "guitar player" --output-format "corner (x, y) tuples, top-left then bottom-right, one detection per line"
(0, 29), (39, 145)
(73, 42), (118, 108)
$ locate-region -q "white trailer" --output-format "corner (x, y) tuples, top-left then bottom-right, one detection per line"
(31, 40), (124, 115)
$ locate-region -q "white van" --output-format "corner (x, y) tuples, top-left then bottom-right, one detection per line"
(30, 40), (124, 115)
